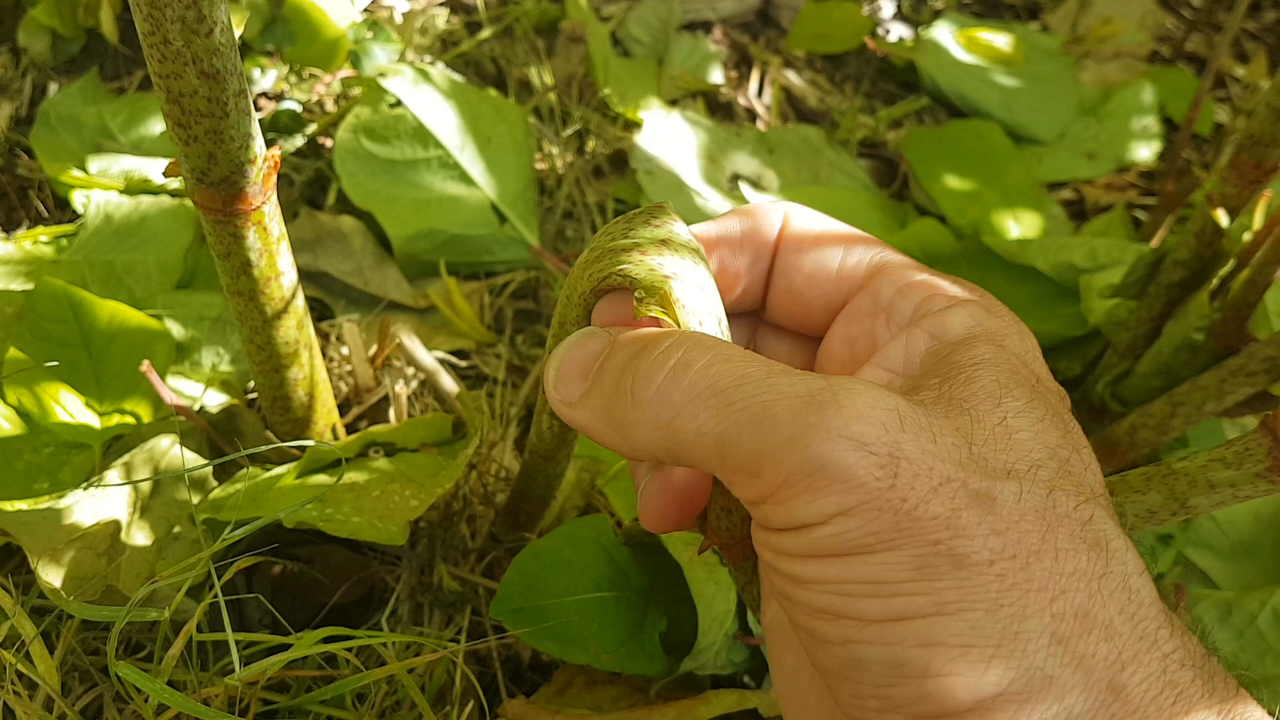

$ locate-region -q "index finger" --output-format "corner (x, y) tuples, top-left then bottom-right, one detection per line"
(690, 201), (926, 339)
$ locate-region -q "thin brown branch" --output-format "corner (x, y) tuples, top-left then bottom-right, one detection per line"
(1152, 0), (1253, 206)
(139, 359), (246, 464)
(1088, 71), (1280, 402)
(1090, 332), (1280, 472)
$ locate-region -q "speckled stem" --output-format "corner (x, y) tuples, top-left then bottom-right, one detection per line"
(129, 0), (343, 442)
(496, 203), (762, 617)
(1091, 332), (1280, 473)
(1108, 412), (1280, 534)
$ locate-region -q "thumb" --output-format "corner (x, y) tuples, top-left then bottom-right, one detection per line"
(542, 325), (897, 504)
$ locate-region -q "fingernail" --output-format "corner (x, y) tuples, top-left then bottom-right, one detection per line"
(546, 326), (613, 405)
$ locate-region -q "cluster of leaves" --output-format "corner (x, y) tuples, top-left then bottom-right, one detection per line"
(5, 0), (1280, 713)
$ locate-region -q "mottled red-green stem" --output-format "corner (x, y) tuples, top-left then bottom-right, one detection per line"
(1089, 72), (1280, 405)
(1213, 208), (1280, 350)
(497, 204), (761, 617)
(1107, 412), (1280, 535)
(1091, 332), (1280, 473)
(128, 0), (343, 442)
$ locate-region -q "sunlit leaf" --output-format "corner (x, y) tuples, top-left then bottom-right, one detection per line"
(785, 0), (872, 56)
(0, 236), (63, 292)
(886, 217), (1091, 347)
(48, 189), (201, 309)
(377, 62), (541, 247)
(332, 96), (532, 275)
(198, 414), (475, 545)
(276, 0), (361, 73)
(287, 207), (430, 308)
(2, 348), (133, 449)
(660, 32), (727, 100)
(901, 118), (1072, 252)
(150, 289), (251, 403)
(908, 11), (1079, 142)
(566, 0), (662, 120)
(0, 434), (216, 612)
(660, 531), (752, 676)
(0, 418), (96, 501)
(490, 514), (673, 676)
(1020, 77), (1163, 183)
(28, 69), (174, 187)
(17, 11), (86, 67)
(5, 276), (175, 445)
(80, 153), (186, 194)
(631, 104), (882, 223)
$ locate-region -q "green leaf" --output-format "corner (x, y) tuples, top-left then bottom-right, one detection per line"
(659, 32), (727, 100)
(785, 1), (872, 56)
(2, 348), (135, 449)
(566, 0), (662, 120)
(621, 525), (698, 665)
(740, 184), (908, 241)
(47, 189), (201, 309)
(376, 62), (541, 248)
(332, 97), (531, 276)
(490, 514), (672, 676)
(1186, 587), (1280, 710)
(0, 399), (26, 439)
(909, 11), (1079, 142)
(0, 433), (216, 611)
(1020, 77), (1163, 183)
(5, 277), (175, 444)
(348, 17), (403, 76)
(198, 414), (475, 545)
(900, 118), (1072, 251)
(17, 11), (87, 67)
(1177, 495), (1280, 591)
(631, 104), (882, 223)
(0, 420), (97, 501)
(1145, 65), (1216, 138)
(660, 531), (752, 676)
(287, 207), (430, 308)
(617, 0), (680, 61)
(576, 437), (638, 522)
(150, 289), (251, 402)
(0, 235), (64, 292)
(277, 0), (361, 73)
(886, 217), (1091, 347)
(80, 153), (186, 195)
(28, 69), (174, 187)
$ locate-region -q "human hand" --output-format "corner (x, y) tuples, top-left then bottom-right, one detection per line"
(541, 202), (1267, 719)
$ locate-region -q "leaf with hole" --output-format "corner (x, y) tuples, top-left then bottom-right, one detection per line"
(198, 414), (475, 545)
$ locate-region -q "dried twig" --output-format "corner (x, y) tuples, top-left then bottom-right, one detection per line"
(393, 324), (464, 415)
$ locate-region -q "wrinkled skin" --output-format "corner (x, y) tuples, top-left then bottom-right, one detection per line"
(542, 202), (1267, 720)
